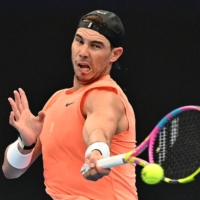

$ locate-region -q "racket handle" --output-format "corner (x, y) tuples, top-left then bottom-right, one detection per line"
(97, 154), (126, 168)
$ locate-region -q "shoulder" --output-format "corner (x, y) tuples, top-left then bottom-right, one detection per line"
(42, 89), (68, 111)
(82, 88), (125, 116)
(84, 87), (118, 103)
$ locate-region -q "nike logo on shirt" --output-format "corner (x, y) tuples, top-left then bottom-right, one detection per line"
(66, 102), (74, 107)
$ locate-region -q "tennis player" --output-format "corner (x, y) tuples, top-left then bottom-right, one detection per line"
(2, 10), (138, 200)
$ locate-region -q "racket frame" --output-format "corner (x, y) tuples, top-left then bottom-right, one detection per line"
(97, 105), (200, 184)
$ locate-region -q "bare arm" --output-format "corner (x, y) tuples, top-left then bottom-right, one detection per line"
(2, 88), (45, 178)
(2, 138), (42, 179)
(82, 88), (128, 180)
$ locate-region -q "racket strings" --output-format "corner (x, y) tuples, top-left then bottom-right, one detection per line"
(153, 110), (200, 179)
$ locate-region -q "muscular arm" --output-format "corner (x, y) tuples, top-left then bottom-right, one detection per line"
(81, 88), (128, 181)
(82, 88), (127, 146)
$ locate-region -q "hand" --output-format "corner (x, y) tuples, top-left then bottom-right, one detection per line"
(8, 88), (45, 146)
(81, 150), (111, 181)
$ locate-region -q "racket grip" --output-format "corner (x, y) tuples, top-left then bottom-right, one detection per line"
(97, 154), (126, 168)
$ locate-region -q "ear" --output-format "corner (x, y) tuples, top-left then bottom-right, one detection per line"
(110, 47), (123, 63)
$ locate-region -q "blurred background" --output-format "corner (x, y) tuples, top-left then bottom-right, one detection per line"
(1, 0), (200, 199)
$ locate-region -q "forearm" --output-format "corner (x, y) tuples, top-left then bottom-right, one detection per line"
(83, 129), (111, 159)
(84, 129), (110, 146)
(2, 139), (41, 179)
(2, 145), (30, 179)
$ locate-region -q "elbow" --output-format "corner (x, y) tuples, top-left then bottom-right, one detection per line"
(2, 171), (21, 179)
(3, 173), (14, 179)
(2, 165), (21, 179)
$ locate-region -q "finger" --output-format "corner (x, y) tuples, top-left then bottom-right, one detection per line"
(89, 162), (95, 168)
(9, 111), (18, 129)
(13, 90), (23, 113)
(96, 166), (111, 176)
(83, 169), (104, 181)
(18, 88), (29, 109)
(37, 111), (46, 123)
(89, 168), (101, 176)
(8, 97), (20, 121)
(81, 163), (105, 181)
(87, 150), (102, 168)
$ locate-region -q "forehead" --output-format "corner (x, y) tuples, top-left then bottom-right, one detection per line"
(75, 28), (110, 45)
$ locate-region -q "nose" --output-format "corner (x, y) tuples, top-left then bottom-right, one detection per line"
(79, 44), (89, 59)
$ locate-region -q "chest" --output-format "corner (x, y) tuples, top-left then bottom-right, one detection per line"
(40, 92), (86, 153)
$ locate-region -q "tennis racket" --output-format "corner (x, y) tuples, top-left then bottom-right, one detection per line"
(86, 105), (200, 184)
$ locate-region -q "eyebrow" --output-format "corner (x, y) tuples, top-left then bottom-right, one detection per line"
(75, 33), (105, 46)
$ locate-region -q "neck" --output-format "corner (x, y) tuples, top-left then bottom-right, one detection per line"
(72, 74), (110, 92)
(73, 77), (83, 92)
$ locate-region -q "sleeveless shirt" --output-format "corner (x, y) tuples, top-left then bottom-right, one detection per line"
(40, 75), (138, 200)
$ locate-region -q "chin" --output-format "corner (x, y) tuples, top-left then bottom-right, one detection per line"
(76, 75), (88, 84)
(77, 75), (99, 85)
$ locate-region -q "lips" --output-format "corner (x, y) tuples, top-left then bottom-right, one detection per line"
(79, 64), (90, 71)
(78, 63), (91, 72)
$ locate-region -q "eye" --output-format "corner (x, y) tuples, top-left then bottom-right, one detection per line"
(91, 43), (101, 49)
(75, 37), (84, 44)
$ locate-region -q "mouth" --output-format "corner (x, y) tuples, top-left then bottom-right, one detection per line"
(77, 63), (91, 72)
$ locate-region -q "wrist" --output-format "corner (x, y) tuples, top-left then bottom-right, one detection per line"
(85, 142), (110, 158)
(18, 136), (37, 150)
(7, 140), (34, 169)
(17, 143), (33, 154)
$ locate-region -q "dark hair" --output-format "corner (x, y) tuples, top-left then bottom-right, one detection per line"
(83, 14), (114, 50)
(83, 14), (105, 26)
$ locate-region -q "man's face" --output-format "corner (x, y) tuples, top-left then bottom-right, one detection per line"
(71, 28), (114, 85)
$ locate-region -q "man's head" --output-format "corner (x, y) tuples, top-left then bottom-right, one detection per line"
(78, 10), (125, 50)
(71, 10), (124, 85)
